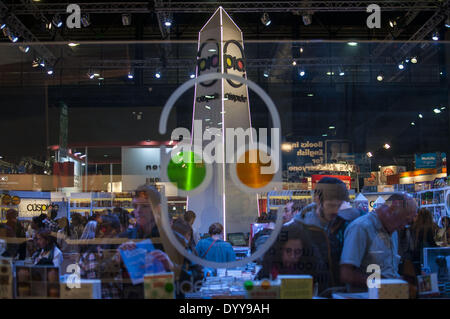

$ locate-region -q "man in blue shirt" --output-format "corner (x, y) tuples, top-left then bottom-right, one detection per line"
(340, 192), (418, 292)
(196, 223), (236, 264)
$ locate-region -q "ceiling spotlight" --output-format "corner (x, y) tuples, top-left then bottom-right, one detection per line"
(347, 42), (358, 46)
(164, 19), (172, 27)
(366, 152), (373, 158)
(411, 56), (418, 64)
(87, 70), (95, 79)
(154, 71), (161, 79)
(299, 69), (305, 77)
(122, 13), (131, 26)
(441, 106), (446, 110)
(322, 134), (328, 137)
(81, 13), (90, 27)
(328, 126), (336, 130)
(389, 19), (397, 28)
(377, 73), (384, 81)
(68, 42), (79, 47)
(292, 60), (297, 66)
(398, 62), (404, 70)
(0, 23), (6, 30)
(32, 58), (39, 68)
(299, 47), (304, 53)
(419, 113), (423, 119)
(405, 58), (410, 63)
(47, 69), (54, 75)
(46, 22), (52, 30)
(127, 71), (134, 79)
(39, 60), (45, 67)
(338, 68), (345, 76)
(432, 31), (439, 41)
(19, 45), (30, 53)
(263, 68), (269, 78)
(52, 14), (63, 28)
(326, 71), (334, 76)
(411, 122), (415, 126)
(302, 14), (312, 26)
(433, 108), (441, 114)
(383, 143), (391, 149)
(261, 13), (271, 26)
(189, 73), (195, 79)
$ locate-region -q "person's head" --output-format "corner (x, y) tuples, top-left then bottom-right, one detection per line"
(70, 213), (81, 226)
(49, 205), (58, 220)
(31, 215), (44, 230)
(263, 223), (313, 275)
(208, 223), (224, 240)
(132, 185), (161, 235)
(36, 229), (55, 250)
(282, 201), (302, 223)
(98, 215), (121, 238)
(113, 207), (130, 232)
(172, 218), (192, 246)
(56, 217), (68, 229)
(440, 216), (450, 228)
(80, 221), (98, 240)
(6, 209), (18, 224)
(91, 212), (102, 224)
(314, 177), (349, 222)
(184, 210), (196, 226)
(379, 192), (418, 234)
(413, 208), (435, 229)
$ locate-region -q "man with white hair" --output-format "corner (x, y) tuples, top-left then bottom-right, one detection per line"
(340, 192), (418, 291)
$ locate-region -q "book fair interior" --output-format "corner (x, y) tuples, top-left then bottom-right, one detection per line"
(1, 1), (450, 301)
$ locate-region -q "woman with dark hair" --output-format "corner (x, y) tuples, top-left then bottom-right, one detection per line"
(32, 229), (63, 267)
(436, 216), (450, 245)
(411, 208), (438, 264)
(256, 223), (316, 278)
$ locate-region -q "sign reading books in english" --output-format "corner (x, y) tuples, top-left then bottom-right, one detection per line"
(284, 138), (325, 170)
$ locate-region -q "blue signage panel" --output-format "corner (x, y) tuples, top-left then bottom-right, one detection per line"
(415, 153), (437, 169)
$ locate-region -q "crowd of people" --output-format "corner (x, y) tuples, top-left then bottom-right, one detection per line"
(1, 180), (449, 299)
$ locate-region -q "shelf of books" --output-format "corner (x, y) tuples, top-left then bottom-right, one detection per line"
(417, 186), (450, 224)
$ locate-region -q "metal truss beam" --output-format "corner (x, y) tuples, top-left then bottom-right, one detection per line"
(0, 1), (57, 66)
(9, 1), (445, 15)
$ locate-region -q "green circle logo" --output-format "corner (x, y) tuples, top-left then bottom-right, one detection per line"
(244, 280), (253, 291)
(167, 151), (206, 191)
(164, 282), (174, 293)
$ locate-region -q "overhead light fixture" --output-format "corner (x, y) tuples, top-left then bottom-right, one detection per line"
(46, 22), (52, 30)
(52, 14), (63, 28)
(302, 14), (312, 26)
(410, 56), (418, 64)
(432, 31), (439, 41)
(366, 152), (373, 158)
(418, 113), (423, 119)
(405, 58), (410, 63)
(164, 19), (172, 27)
(299, 69), (305, 77)
(322, 134), (328, 137)
(433, 108), (441, 114)
(383, 143), (391, 149)
(299, 47), (304, 53)
(307, 93), (314, 97)
(189, 73), (195, 79)
(329, 126), (336, 129)
(281, 143), (292, 152)
(47, 69), (54, 75)
(87, 69), (95, 79)
(81, 13), (90, 27)
(154, 70), (161, 79)
(32, 58), (39, 68)
(411, 122), (416, 126)
(68, 42), (79, 47)
(389, 19), (397, 28)
(261, 13), (271, 26)
(398, 62), (404, 70)
(39, 60), (45, 67)
(263, 68), (269, 78)
(441, 106), (446, 110)
(0, 23), (6, 30)
(338, 67), (345, 76)
(128, 70), (134, 79)
(326, 71), (334, 76)
(122, 13), (131, 26)
(292, 60), (297, 66)
(347, 42), (358, 46)
(377, 73), (384, 81)
(19, 45), (30, 53)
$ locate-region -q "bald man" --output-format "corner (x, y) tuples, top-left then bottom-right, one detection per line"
(340, 193), (418, 291)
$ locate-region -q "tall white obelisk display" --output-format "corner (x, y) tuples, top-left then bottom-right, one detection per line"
(188, 7), (258, 236)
